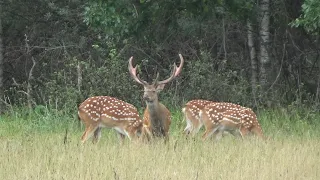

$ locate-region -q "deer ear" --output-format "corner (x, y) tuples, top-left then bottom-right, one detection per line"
(156, 84), (165, 92)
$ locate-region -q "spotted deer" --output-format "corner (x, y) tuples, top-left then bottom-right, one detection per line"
(199, 102), (265, 141)
(78, 96), (143, 143)
(128, 54), (184, 141)
(182, 99), (212, 136)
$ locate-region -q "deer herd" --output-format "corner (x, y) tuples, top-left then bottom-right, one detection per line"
(78, 54), (265, 144)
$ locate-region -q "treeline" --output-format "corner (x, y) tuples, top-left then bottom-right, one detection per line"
(0, 0), (319, 113)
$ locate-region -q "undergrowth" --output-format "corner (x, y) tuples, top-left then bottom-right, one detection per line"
(1, 106), (320, 139)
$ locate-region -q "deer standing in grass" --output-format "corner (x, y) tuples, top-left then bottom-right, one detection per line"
(200, 102), (265, 140)
(182, 99), (265, 140)
(128, 54), (184, 141)
(78, 96), (143, 144)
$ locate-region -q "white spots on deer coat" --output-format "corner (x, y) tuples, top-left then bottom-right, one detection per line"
(79, 96), (145, 142)
(184, 99), (212, 120)
(202, 101), (260, 131)
(79, 96), (142, 126)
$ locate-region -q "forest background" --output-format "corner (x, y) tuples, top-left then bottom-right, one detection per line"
(0, 0), (320, 118)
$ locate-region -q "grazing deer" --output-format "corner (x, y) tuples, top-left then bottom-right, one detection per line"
(128, 54), (184, 141)
(199, 102), (265, 141)
(78, 96), (143, 144)
(182, 99), (212, 136)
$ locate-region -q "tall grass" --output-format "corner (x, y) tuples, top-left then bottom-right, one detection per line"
(0, 107), (320, 179)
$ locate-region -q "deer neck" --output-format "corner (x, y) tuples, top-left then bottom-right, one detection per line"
(146, 99), (162, 116)
(145, 100), (166, 137)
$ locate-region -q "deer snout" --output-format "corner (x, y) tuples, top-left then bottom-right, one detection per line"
(143, 94), (151, 102)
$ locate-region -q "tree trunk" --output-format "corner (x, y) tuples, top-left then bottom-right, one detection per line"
(316, 51), (320, 106)
(247, 19), (258, 106)
(24, 34), (35, 110)
(222, 17), (227, 60)
(259, 0), (271, 104)
(77, 61), (82, 93)
(316, 71), (320, 105)
(0, 5), (4, 113)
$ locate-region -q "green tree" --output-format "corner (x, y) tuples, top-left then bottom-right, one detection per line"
(291, 0), (320, 34)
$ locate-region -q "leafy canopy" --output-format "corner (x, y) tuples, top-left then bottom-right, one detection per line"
(291, 0), (320, 35)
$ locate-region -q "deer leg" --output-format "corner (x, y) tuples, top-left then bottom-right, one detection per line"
(202, 123), (211, 140)
(251, 126), (266, 140)
(228, 129), (243, 139)
(81, 124), (99, 144)
(142, 126), (152, 141)
(239, 127), (250, 139)
(125, 125), (141, 141)
(116, 132), (126, 144)
(164, 133), (169, 144)
(212, 130), (224, 141)
(202, 130), (215, 140)
(202, 125), (219, 140)
(159, 126), (167, 138)
(192, 122), (203, 137)
(140, 132), (148, 143)
(183, 112), (192, 135)
(183, 121), (192, 135)
(92, 127), (102, 144)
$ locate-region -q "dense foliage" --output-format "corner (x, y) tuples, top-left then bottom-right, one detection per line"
(0, 0), (319, 114)
(291, 0), (320, 34)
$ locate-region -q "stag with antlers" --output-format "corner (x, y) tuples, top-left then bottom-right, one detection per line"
(128, 54), (184, 141)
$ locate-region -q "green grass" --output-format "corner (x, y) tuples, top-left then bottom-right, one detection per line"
(0, 108), (320, 179)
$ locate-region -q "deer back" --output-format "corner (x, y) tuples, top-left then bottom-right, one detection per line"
(183, 99), (213, 122)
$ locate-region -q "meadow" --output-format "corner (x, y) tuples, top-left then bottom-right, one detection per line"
(0, 107), (320, 180)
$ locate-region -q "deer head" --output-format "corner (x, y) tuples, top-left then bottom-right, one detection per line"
(128, 54), (184, 104)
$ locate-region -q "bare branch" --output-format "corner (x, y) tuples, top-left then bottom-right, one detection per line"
(24, 34), (36, 109)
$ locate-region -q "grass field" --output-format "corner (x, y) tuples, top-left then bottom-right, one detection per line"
(0, 107), (320, 179)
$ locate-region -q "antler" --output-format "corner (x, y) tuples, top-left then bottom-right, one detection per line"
(128, 56), (148, 85)
(157, 54), (184, 85)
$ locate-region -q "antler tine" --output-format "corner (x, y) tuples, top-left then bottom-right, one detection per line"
(128, 56), (148, 85)
(157, 54), (184, 85)
(176, 54), (184, 76)
(153, 72), (160, 85)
